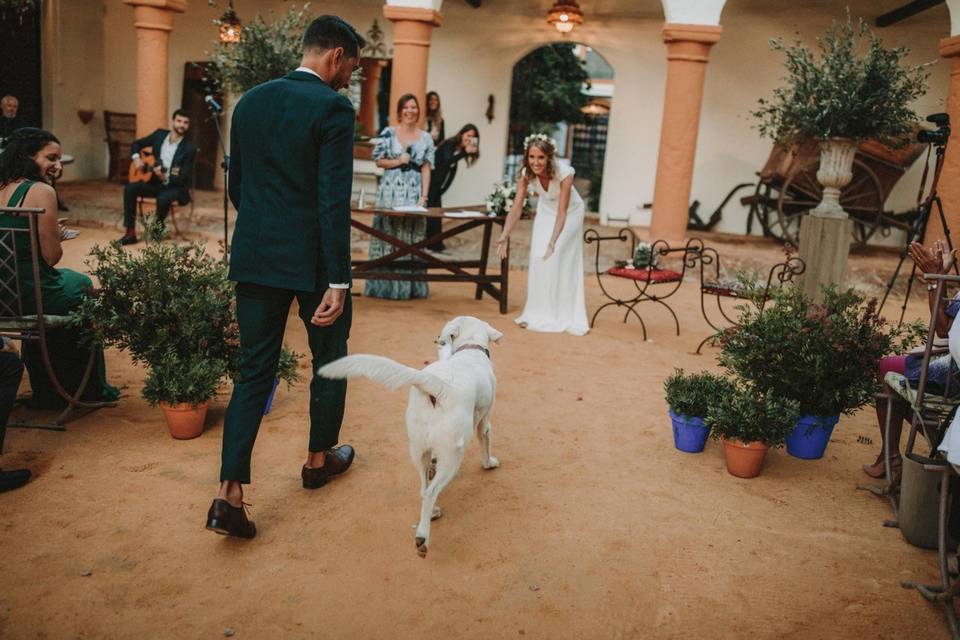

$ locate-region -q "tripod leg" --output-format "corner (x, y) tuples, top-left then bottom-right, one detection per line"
(900, 262), (918, 327)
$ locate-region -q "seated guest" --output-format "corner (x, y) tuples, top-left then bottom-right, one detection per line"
(119, 109), (196, 245)
(0, 128), (118, 409)
(0, 338), (30, 493)
(425, 123), (480, 252)
(864, 239), (960, 486)
(0, 95), (23, 146)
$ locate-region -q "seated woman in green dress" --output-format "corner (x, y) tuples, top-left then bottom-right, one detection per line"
(365, 93), (435, 300)
(0, 128), (118, 408)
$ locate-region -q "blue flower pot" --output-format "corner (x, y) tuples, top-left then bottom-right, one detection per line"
(263, 377), (280, 416)
(669, 408), (710, 453)
(785, 414), (840, 460)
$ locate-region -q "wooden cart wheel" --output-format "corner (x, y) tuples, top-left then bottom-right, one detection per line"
(776, 157), (885, 248)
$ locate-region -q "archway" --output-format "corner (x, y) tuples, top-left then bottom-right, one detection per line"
(505, 43), (614, 212)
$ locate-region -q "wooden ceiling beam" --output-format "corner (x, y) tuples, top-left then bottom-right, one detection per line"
(875, 0), (944, 27)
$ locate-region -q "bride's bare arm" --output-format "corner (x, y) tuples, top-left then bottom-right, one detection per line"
(542, 176), (573, 259)
(496, 174), (529, 258)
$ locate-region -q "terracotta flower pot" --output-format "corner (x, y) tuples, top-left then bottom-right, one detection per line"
(159, 401), (209, 440)
(722, 438), (770, 478)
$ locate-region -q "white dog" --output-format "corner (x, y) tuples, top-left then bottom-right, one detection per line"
(318, 316), (502, 558)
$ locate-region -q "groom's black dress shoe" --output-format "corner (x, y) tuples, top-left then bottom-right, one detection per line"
(205, 498), (256, 539)
(0, 468), (31, 492)
(302, 444), (355, 489)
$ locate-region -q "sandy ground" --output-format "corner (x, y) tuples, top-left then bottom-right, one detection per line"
(0, 181), (952, 638)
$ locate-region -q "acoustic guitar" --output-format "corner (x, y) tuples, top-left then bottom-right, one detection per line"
(128, 146), (160, 183)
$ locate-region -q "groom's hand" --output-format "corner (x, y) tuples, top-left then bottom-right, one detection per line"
(311, 288), (346, 326)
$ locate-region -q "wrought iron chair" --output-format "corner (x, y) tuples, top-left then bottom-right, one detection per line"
(135, 150), (198, 240)
(695, 247), (806, 354)
(583, 228), (700, 340)
(0, 205), (116, 429)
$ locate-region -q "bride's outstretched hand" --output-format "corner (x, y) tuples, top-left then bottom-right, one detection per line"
(496, 237), (508, 260)
(542, 243), (555, 261)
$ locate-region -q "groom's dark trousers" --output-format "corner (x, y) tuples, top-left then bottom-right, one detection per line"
(219, 70), (356, 484)
(219, 282), (351, 483)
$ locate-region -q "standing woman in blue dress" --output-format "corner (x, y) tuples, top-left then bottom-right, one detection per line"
(366, 94), (435, 300)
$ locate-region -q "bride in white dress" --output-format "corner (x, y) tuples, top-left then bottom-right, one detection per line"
(496, 134), (589, 336)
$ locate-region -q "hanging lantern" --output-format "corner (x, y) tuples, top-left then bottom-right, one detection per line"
(218, 0), (242, 44)
(546, 0), (583, 34)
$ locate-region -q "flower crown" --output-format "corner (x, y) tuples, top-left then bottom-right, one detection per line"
(523, 133), (557, 152)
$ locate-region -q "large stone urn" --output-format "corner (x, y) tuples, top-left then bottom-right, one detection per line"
(798, 138), (857, 301)
(810, 138), (858, 218)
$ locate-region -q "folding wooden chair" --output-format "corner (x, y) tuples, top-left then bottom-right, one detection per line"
(0, 205), (116, 430)
(896, 274), (960, 639)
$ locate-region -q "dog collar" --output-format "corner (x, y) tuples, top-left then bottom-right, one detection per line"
(454, 344), (490, 358)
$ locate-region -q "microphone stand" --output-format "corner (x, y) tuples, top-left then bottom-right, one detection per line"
(207, 99), (230, 261)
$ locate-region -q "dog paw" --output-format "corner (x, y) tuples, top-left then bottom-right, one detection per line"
(415, 537), (428, 558)
(431, 506), (443, 521)
(483, 456), (500, 470)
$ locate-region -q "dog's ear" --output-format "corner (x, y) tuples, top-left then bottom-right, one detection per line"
(484, 322), (504, 343)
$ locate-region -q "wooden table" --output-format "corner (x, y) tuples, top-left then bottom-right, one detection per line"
(351, 205), (510, 313)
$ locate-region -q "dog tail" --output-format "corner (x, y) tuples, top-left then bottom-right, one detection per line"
(318, 355), (446, 398)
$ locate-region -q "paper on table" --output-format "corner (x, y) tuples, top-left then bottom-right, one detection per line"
(444, 210), (485, 218)
(392, 205), (428, 212)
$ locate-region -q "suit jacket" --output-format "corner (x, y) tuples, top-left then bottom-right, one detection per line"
(227, 71), (355, 292)
(130, 128), (197, 191)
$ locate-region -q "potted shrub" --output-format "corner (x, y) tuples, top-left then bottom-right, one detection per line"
(719, 284), (924, 459)
(74, 237), (300, 439)
(706, 385), (800, 478)
(663, 369), (735, 453)
(753, 14), (928, 219)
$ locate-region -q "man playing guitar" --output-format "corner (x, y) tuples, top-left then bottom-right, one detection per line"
(120, 109), (196, 245)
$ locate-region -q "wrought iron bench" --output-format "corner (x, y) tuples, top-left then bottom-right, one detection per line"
(695, 246), (806, 354)
(0, 205), (116, 429)
(583, 228), (700, 340)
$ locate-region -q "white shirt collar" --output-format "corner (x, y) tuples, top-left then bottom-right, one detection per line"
(294, 66), (325, 83)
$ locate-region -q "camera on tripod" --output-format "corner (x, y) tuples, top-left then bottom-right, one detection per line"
(918, 113), (951, 146)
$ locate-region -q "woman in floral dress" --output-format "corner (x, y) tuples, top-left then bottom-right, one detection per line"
(366, 94), (435, 300)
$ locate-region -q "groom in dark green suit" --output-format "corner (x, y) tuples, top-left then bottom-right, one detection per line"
(206, 16), (365, 539)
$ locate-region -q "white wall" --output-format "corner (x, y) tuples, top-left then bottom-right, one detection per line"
(47, 0), (952, 243)
(42, 0), (107, 179)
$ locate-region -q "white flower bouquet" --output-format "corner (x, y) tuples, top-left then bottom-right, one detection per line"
(485, 181), (533, 218)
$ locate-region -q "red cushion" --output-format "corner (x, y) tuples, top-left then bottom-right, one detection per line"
(607, 267), (682, 283)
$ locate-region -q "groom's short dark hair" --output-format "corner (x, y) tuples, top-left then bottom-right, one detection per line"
(302, 15), (365, 58)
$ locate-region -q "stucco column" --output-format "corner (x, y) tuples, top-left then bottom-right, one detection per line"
(649, 23), (722, 241)
(123, 0), (186, 137)
(929, 35), (960, 243)
(358, 57), (388, 137)
(383, 5), (442, 127)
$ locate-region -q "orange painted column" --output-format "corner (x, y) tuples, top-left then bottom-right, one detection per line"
(123, 0), (186, 137)
(358, 57), (388, 137)
(383, 5), (442, 128)
(649, 23), (722, 242)
(928, 35), (960, 243)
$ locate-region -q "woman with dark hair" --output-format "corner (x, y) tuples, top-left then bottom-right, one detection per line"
(425, 123), (480, 252)
(367, 94), (435, 300)
(0, 128), (118, 408)
(425, 91), (445, 145)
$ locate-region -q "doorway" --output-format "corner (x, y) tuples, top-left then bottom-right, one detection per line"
(0, 4), (42, 128)
(505, 43), (614, 212)
(181, 62), (222, 190)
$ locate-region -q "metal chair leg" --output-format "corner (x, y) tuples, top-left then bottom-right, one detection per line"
(902, 467), (960, 640)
